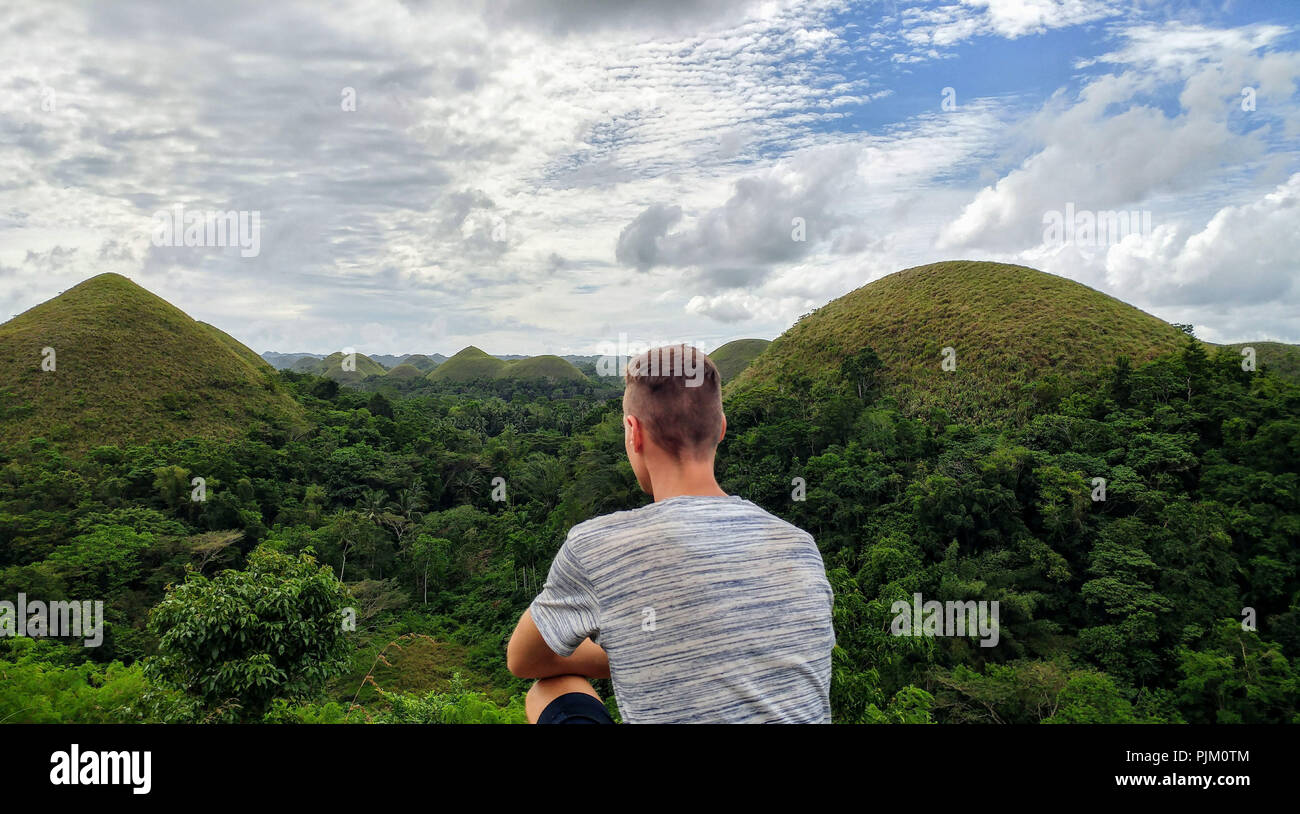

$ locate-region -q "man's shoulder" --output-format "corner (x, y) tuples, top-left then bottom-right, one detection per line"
(563, 503), (660, 554)
(565, 496), (815, 554)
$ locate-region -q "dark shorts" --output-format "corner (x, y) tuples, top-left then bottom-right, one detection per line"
(537, 692), (616, 725)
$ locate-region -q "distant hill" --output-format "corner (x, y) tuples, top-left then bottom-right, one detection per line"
(281, 352), (385, 381)
(399, 353), (443, 372)
(729, 261), (1193, 424)
(289, 356), (325, 373)
(709, 339), (770, 383)
(428, 347), (586, 383)
(0, 273), (305, 451)
(318, 352), (387, 383)
(1220, 341), (1300, 383)
(507, 355), (588, 381)
(427, 346), (506, 381)
(384, 363), (425, 379)
(262, 351), (324, 370)
(265, 351), (450, 373)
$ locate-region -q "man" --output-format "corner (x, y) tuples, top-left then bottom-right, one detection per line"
(506, 344), (835, 723)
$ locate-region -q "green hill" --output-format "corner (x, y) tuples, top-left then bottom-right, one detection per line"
(729, 261), (1192, 424)
(384, 363), (425, 379)
(290, 356), (326, 373)
(709, 339), (771, 383)
(320, 352), (386, 383)
(0, 273), (306, 451)
(506, 355), (588, 382)
(1220, 341), (1300, 383)
(427, 347), (586, 383)
(399, 353), (442, 372)
(427, 347), (507, 382)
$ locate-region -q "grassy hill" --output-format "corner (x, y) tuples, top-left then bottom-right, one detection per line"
(729, 261), (1193, 424)
(427, 346), (507, 382)
(319, 352), (387, 383)
(709, 339), (771, 383)
(384, 363), (425, 379)
(289, 355), (326, 373)
(1220, 341), (1300, 383)
(428, 347), (586, 383)
(0, 273), (306, 451)
(286, 352), (387, 382)
(399, 353), (442, 372)
(507, 355), (588, 382)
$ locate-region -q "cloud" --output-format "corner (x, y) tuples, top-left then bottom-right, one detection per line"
(614, 144), (865, 287)
(685, 290), (818, 324)
(898, 0), (1120, 51)
(1104, 172), (1300, 308)
(483, 0), (782, 36)
(0, 2), (1296, 352)
(615, 204), (683, 271)
(938, 23), (1299, 251)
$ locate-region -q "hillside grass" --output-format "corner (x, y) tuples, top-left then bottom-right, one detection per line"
(1221, 341), (1300, 383)
(0, 273), (306, 451)
(320, 351), (387, 383)
(384, 363), (425, 379)
(729, 261), (1191, 424)
(709, 338), (771, 383)
(507, 354), (588, 382)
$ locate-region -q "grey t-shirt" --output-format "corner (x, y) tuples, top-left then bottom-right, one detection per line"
(529, 495), (835, 723)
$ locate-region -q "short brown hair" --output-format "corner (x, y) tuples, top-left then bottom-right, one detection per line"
(623, 345), (723, 460)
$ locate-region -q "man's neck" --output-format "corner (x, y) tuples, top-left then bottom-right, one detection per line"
(649, 461), (728, 502)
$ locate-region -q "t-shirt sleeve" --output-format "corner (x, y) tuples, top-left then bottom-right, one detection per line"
(528, 537), (600, 657)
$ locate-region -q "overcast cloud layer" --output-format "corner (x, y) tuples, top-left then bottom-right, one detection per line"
(1, 0), (1298, 356)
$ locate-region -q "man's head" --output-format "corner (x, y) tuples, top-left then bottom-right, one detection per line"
(622, 344), (726, 495)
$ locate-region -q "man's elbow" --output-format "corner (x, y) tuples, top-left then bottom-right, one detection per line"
(506, 627), (542, 678)
(506, 643), (531, 678)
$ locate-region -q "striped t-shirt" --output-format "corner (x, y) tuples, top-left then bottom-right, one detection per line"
(529, 494), (835, 723)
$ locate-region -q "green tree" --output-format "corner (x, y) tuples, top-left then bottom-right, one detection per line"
(146, 546), (353, 720)
(152, 465), (191, 506)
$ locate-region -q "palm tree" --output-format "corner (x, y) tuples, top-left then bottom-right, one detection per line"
(357, 488), (388, 524)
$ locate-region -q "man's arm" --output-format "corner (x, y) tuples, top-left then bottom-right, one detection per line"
(507, 609), (610, 679)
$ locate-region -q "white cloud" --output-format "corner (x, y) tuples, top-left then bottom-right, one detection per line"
(0, 3), (1296, 353)
(1104, 172), (1300, 308)
(939, 23), (1300, 251)
(899, 0), (1119, 50)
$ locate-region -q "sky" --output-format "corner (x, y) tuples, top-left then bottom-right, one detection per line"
(1, 0), (1298, 357)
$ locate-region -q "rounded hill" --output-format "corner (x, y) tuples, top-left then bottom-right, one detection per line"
(0, 273), (306, 450)
(320, 352), (386, 383)
(728, 261), (1191, 423)
(507, 355), (588, 382)
(384, 363), (425, 379)
(427, 347), (506, 382)
(399, 354), (441, 372)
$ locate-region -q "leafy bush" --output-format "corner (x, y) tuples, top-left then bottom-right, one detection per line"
(146, 546), (354, 720)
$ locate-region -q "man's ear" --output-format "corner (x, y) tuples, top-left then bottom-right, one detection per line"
(718, 412), (727, 444)
(625, 414), (643, 453)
